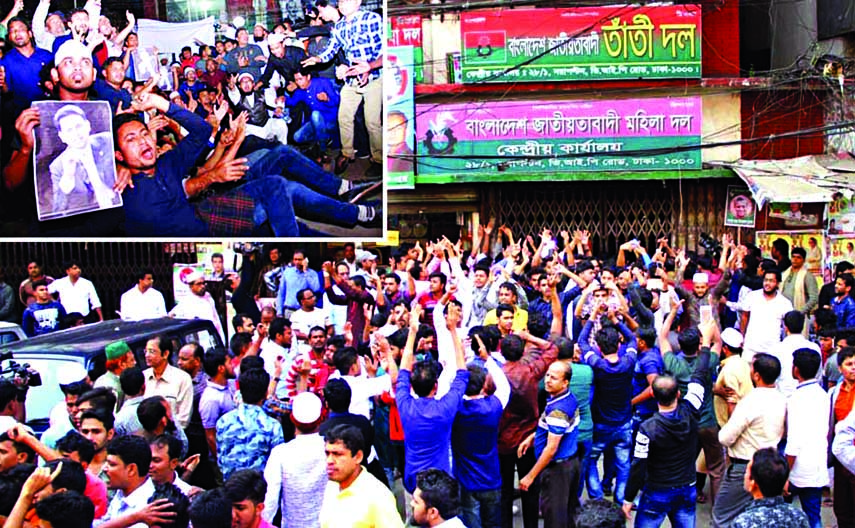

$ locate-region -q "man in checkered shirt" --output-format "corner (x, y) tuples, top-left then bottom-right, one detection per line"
(303, 0), (383, 179)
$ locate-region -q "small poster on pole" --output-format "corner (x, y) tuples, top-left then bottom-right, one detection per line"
(724, 186), (756, 228)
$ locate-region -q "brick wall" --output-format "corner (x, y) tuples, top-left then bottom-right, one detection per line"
(702, 0), (742, 77)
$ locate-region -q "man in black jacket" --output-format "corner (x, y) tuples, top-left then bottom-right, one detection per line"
(622, 318), (714, 526)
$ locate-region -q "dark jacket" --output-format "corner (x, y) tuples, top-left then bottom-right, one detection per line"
(624, 346), (711, 501)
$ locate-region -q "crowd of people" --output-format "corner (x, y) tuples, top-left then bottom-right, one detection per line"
(0, 0), (383, 236)
(1, 229), (855, 527)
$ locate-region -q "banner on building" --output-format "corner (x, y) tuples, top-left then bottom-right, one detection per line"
(829, 236), (855, 266)
(137, 17), (216, 55)
(460, 5), (702, 83)
(414, 96), (701, 182)
(388, 16), (424, 84)
(829, 194), (855, 235)
(386, 46), (416, 189)
(756, 231), (827, 280)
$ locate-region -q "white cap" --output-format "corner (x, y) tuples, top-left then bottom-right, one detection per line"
(183, 66), (195, 76)
(268, 33), (285, 47)
(692, 273), (709, 285)
(169, 91), (182, 100)
(55, 40), (91, 65)
(357, 250), (377, 263)
(721, 327), (744, 349)
(237, 71), (255, 82)
(184, 271), (204, 284)
(291, 392), (322, 424)
(57, 363), (88, 386)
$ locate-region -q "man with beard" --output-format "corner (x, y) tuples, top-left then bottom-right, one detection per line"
(199, 347), (236, 462)
(5, 40), (124, 235)
(285, 326), (335, 397)
(51, 8), (104, 65)
(0, 17), (54, 119)
(169, 271), (225, 342)
(200, 58), (228, 94)
(226, 70), (288, 145)
(252, 23), (270, 56)
(257, 33), (305, 91)
(741, 269), (794, 364)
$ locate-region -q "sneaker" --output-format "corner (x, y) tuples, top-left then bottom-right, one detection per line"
(334, 154), (353, 175)
(358, 200), (383, 228)
(364, 161), (383, 180)
(340, 181), (382, 204)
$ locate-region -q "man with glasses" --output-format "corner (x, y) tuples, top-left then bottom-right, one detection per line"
(120, 268), (167, 321)
(170, 271), (225, 342)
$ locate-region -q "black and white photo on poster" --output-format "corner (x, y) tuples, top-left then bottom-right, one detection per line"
(32, 100), (122, 221)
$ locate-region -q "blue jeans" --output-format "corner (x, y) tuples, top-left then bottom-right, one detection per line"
(239, 147), (358, 235)
(461, 488), (501, 528)
(635, 485), (697, 528)
(577, 438), (592, 499)
(293, 110), (337, 147)
(787, 485), (823, 528)
(246, 144), (342, 197)
(587, 421), (632, 503)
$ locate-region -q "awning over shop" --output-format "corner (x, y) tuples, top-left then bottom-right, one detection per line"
(711, 154), (855, 207)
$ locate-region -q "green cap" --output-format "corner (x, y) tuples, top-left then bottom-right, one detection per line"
(105, 341), (131, 361)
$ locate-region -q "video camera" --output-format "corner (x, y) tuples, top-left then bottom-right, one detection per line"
(0, 352), (42, 393)
(699, 233), (723, 260)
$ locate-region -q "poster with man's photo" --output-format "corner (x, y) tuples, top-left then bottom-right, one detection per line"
(724, 186), (755, 227)
(32, 101), (122, 221)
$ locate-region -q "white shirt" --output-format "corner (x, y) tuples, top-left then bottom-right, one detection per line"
(742, 290), (793, 363)
(323, 288), (348, 335)
(171, 472), (193, 496)
(263, 433), (328, 528)
(48, 276), (101, 316)
(169, 292), (225, 342)
(436, 518), (468, 528)
(786, 380), (830, 488)
(98, 477), (156, 528)
(260, 339), (294, 399)
(331, 372), (391, 419)
(289, 308), (330, 355)
(771, 334), (821, 396)
(120, 286), (167, 321)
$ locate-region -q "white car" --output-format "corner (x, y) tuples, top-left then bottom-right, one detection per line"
(0, 322), (26, 345)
